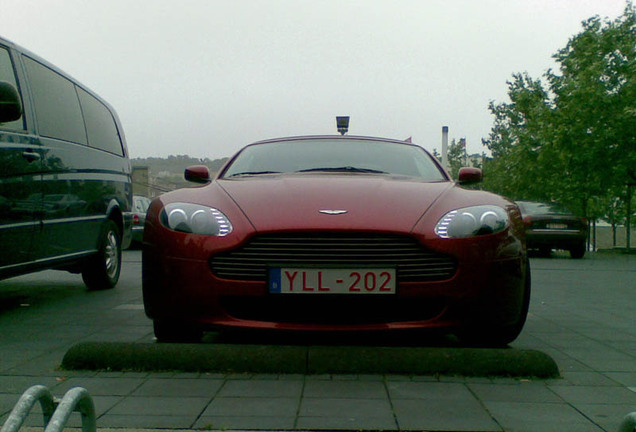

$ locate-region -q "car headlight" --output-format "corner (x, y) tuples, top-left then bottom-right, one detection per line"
(160, 203), (233, 236)
(435, 205), (508, 239)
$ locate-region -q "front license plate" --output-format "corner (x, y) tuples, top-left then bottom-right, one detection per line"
(546, 223), (568, 229)
(269, 268), (396, 294)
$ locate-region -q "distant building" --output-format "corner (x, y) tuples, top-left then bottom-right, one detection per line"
(132, 166), (150, 197)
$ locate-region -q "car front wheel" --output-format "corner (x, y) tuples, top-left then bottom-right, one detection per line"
(82, 219), (121, 290)
(570, 243), (586, 259)
(458, 259), (531, 347)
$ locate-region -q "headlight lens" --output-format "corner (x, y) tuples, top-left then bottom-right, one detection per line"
(435, 205), (508, 238)
(160, 203), (233, 236)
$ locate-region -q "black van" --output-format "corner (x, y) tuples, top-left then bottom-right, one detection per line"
(0, 36), (132, 289)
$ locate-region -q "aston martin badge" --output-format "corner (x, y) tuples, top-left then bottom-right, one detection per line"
(319, 209), (348, 215)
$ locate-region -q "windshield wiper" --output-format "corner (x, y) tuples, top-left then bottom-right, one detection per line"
(297, 166), (388, 174)
(226, 171), (281, 178)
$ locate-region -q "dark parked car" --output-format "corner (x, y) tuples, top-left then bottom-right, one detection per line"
(131, 195), (151, 245)
(142, 135), (531, 346)
(516, 200), (588, 259)
(0, 36), (132, 289)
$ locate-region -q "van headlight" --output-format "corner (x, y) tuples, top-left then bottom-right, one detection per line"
(435, 205), (508, 239)
(160, 203), (232, 236)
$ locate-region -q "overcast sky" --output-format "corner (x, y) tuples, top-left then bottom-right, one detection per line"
(1, 0), (631, 159)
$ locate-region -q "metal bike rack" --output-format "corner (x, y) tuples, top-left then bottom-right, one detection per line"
(618, 412), (636, 432)
(0, 386), (55, 432)
(1, 385), (95, 432)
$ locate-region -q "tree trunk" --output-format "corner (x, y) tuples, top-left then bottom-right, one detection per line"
(627, 184), (632, 252)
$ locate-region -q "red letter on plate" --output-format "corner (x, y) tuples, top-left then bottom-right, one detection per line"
(318, 271), (330, 292)
(302, 272), (314, 291)
(285, 271), (298, 291)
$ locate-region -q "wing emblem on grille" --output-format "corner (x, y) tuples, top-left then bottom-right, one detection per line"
(319, 209), (348, 215)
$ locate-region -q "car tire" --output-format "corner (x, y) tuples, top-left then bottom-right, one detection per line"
(153, 320), (203, 343)
(82, 219), (121, 290)
(459, 259), (531, 347)
(570, 243), (586, 259)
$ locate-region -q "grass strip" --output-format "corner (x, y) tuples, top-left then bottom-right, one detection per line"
(62, 342), (559, 378)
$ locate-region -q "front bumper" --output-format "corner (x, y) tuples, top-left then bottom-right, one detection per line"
(526, 230), (587, 249)
(131, 225), (145, 243)
(142, 240), (527, 333)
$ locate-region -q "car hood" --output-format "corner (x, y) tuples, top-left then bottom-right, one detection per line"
(217, 174), (452, 232)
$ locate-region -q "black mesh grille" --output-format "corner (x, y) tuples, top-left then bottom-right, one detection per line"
(210, 233), (457, 282)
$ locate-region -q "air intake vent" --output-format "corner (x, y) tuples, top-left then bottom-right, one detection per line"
(210, 233), (456, 282)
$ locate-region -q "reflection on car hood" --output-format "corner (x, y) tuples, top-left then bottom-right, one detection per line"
(218, 175), (452, 232)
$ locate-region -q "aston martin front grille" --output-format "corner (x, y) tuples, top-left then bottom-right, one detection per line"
(210, 233), (457, 282)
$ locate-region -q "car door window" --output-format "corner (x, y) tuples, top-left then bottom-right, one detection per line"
(77, 87), (125, 156)
(0, 47), (24, 131)
(0, 45), (38, 268)
(23, 56), (87, 144)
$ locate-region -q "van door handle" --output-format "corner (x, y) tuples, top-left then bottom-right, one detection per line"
(22, 151), (41, 163)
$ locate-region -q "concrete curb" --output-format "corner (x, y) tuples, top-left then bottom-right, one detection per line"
(61, 342), (560, 378)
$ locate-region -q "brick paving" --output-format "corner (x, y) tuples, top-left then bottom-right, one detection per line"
(0, 250), (634, 431)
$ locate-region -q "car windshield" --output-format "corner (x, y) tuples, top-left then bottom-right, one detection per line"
(517, 201), (573, 216)
(221, 138), (447, 181)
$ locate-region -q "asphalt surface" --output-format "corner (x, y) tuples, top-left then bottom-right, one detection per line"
(0, 249), (635, 431)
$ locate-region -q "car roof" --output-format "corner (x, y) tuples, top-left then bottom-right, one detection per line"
(516, 200), (575, 215)
(0, 34), (118, 115)
(249, 135), (421, 147)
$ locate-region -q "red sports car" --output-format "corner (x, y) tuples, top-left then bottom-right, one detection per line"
(142, 136), (530, 346)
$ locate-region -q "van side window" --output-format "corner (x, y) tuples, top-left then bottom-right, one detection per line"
(23, 56), (87, 144)
(0, 47), (24, 130)
(77, 88), (124, 156)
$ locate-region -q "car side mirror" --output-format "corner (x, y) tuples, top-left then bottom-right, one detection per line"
(184, 165), (211, 184)
(457, 167), (482, 185)
(0, 81), (22, 123)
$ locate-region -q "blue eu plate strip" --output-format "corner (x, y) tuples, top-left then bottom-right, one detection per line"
(268, 268), (281, 293)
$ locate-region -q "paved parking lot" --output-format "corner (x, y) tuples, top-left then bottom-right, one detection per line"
(0, 250), (635, 431)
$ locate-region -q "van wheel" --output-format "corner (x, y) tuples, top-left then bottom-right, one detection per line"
(82, 219), (121, 290)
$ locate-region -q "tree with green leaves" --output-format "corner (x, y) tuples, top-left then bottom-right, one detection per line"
(482, 3), (635, 224)
(482, 73), (552, 200)
(447, 138), (467, 179)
